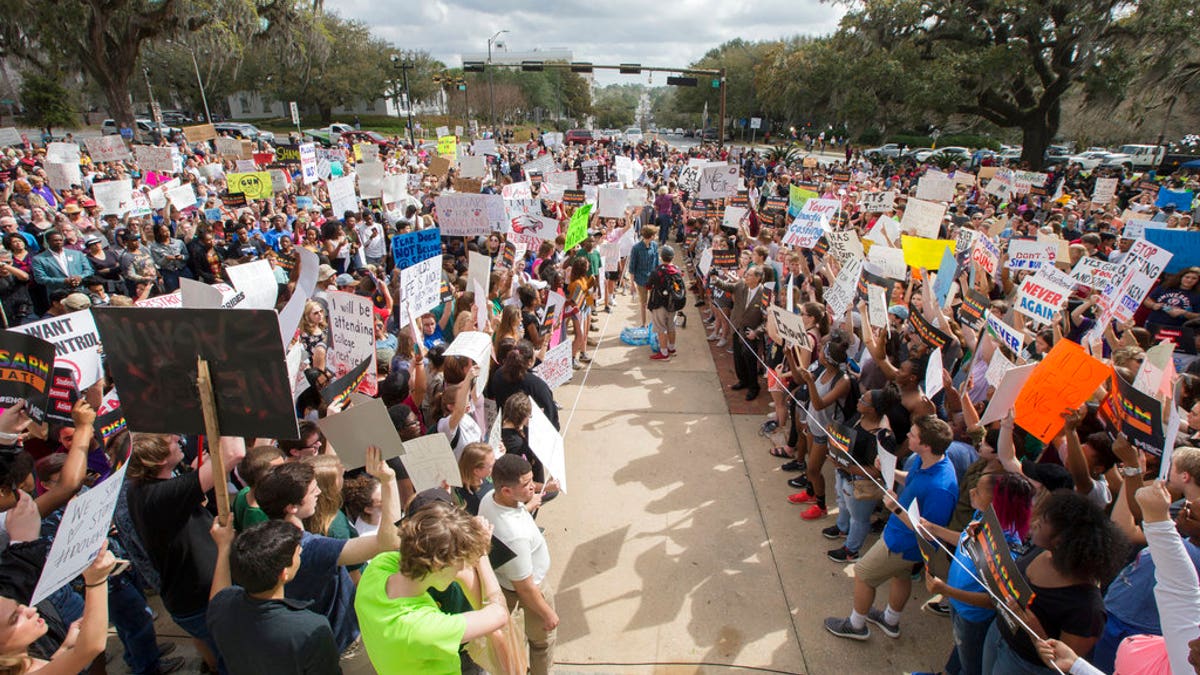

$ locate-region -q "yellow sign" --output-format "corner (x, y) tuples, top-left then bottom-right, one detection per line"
(437, 135), (457, 158)
(901, 235), (956, 270)
(226, 172), (273, 201)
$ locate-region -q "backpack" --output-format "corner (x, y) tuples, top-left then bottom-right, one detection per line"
(812, 363), (861, 422)
(664, 269), (687, 312)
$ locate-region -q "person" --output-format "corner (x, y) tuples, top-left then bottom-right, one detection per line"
(790, 332), (855, 520)
(480, 454), (557, 675)
(1144, 266), (1200, 328)
(484, 340), (559, 429)
(981, 490), (1127, 674)
(31, 230), (92, 293)
(0, 540), (117, 674)
(254, 447), (400, 654)
(118, 229), (159, 297)
(711, 266), (766, 400)
(824, 415), (958, 641)
(454, 442), (496, 515)
(148, 223), (190, 293)
(232, 444), (285, 532)
(341, 474), (382, 536)
(207, 518), (341, 675)
(124, 434), (246, 671)
(354, 501), (508, 674)
(627, 226), (659, 327)
(645, 244), (682, 360)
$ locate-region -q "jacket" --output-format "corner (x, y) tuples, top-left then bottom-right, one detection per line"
(31, 248), (94, 291)
(713, 278), (764, 331)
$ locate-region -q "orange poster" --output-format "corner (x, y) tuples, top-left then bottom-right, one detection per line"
(1013, 340), (1110, 443)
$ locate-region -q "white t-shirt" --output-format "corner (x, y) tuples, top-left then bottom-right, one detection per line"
(356, 222), (386, 260)
(478, 495), (551, 591)
(437, 413), (482, 461)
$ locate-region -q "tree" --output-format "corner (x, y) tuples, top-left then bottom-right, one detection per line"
(19, 73), (76, 130)
(0, 0), (296, 128)
(837, 0), (1130, 169)
(593, 85), (639, 129)
(667, 39), (770, 131)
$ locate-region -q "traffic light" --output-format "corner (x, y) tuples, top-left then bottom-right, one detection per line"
(667, 76), (698, 87)
(463, 61), (484, 73)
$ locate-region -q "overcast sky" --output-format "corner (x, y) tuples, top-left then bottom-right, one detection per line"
(327, 0), (845, 85)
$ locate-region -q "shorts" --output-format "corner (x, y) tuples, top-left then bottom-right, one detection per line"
(605, 271), (619, 281)
(853, 539), (915, 587)
(767, 368), (789, 393)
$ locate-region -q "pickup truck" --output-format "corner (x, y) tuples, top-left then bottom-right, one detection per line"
(303, 123), (357, 147)
(1101, 144), (1166, 170)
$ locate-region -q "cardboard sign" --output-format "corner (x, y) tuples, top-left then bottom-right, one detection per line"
(826, 258), (863, 319)
(860, 190), (895, 213)
(9, 311), (104, 389)
(92, 180), (133, 216)
(1092, 177), (1118, 205)
(1099, 369), (1166, 456)
(435, 193), (505, 237)
(399, 433), (462, 492)
(868, 245), (907, 280)
(0, 331), (55, 422)
(317, 398), (404, 469)
(697, 164), (740, 199)
(30, 464), (128, 606)
(532, 340), (572, 389)
(1015, 273), (1071, 324)
(986, 312), (1024, 354)
(1013, 340), (1110, 443)
(134, 146), (179, 174)
(916, 174), (956, 203)
(1006, 238), (1056, 271)
(901, 235), (955, 271)
(783, 198), (839, 248)
(900, 198), (947, 239)
(398, 255), (443, 323)
(226, 172), (273, 201)
(84, 135), (131, 162)
(325, 291), (378, 397)
(93, 308), (298, 439)
(182, 124), (218, 143)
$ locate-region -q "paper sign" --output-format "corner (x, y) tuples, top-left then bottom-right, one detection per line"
(528, 403), (568, 493)
(182, 124), (217, 143)
(93, 308), (299, 439)
(84, 135), (131, 162)
(435, 194), (505, 237)
(985, 350), (1015, 388)
(986, 312), (1025, 354)
(92, 180), (133, 217)
(916, 175), (956, 203)
(399, 433), (462, 492)
(225, 260), (279, 311)
(399, 255), (443, 323)
(445, 331), (492, 397)
(878, 445), (898, 491)
(900, 198), (947, 239)
(1015, 273), (1071, 324)
(564, 203), (592, 251)
(901, 236), (956, 272)
(925, 347), (944, 398)
(1006, 239), (1056, 271)
(317, 398), (404, 469)
(9, 311), (104, 389)
(30, 465), (128, 606)
(226, 172), (273, 201)
(1013, 340), (1111, 443)
(392, 228), (442, 269)
(980, 363), (1037, 425)
(783, 199), (839, 248)
(325, 291), (378, 397)
(697, 164), (740, 199)
(860, 190), (896, 213)
(826, 258), (862, 319)
(908, 303), (951, 349)
(868, 245), (907, 280)
(532, 341), (572, 389)
(166, 183), (196, 211)
(867, 285), (888, 328)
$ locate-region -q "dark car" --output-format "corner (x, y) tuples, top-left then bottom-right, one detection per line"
(701, 128), (719, 142)
(565, 129), (609, 146)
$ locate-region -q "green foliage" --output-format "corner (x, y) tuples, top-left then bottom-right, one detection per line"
(765, 144), (803, 164)
(592, 85), (638, 129)
(19, 74), (76, 129)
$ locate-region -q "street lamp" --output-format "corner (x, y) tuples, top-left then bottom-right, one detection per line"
(487, 29), (509, 130)
(167, 39), (212, 124)
(390, 53), (417, 147)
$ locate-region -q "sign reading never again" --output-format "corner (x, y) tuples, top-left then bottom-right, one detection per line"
(92, 308), (299, 439)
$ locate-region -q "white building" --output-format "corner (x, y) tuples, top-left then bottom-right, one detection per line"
(226, 91), (441, 121)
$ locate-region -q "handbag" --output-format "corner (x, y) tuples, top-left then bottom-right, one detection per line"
(852, 477), (884, 501)
(465, 605), (529, 675)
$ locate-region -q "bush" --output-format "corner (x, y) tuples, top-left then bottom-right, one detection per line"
(857, 129), (883, 146)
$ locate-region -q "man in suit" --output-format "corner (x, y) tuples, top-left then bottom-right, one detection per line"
(32, 230), (93, 292)
(713, 266), (765, 400)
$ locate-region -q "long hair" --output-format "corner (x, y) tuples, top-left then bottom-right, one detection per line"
(990, 472), (1035, 542)
(299, 300), (326, 335)
(302, 454), (344, 537)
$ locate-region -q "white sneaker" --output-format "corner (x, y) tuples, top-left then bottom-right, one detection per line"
(572, 359), (583, 370)
(707, 333), (719, 342)
(717, 338), (727, 347)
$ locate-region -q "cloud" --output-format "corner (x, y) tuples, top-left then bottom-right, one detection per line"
(326, 0), (843, 84)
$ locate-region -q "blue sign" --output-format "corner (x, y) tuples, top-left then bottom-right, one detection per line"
(933, 246), (958, 308)
(1156, 188), (1195, 212)
(391, 228), (442, 269)
(1144, 228), (1200, 274)
(119, 127), (133, 140)
(296, 196), (313, 210)
(203, 208), (222, 222)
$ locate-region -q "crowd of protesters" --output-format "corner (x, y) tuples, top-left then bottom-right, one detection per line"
(0, 110), (1195, 675)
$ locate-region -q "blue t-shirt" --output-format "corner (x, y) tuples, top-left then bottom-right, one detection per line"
(1105, 534), (1200, 632)
(285, 530), (358, 652)
(884, 455), (958, 561)
(946, 510), (1023, 623)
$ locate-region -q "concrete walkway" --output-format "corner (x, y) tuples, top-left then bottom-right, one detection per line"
(540, 291), (954, 674)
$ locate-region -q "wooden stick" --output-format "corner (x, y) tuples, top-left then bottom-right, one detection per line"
(196, 357), (230, 520)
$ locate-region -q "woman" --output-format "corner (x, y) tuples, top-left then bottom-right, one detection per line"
(321, 222), (352, 274)
(980, 490), (1127, 674)
(493, 305), (523, 354)
(1144, 266), (1200, 327)
(3, 234), (34, 279)
(790, 332), (853, 520)
(81, 235), (121, 293)
(820, 385), (900, 562)
(300, 226), (323, 257)
(923, 472), (1035, 675)
(0, 542), (117, 674)
(297, 300), (330, 376)
(302, 454), (357, 541)
(565, 257), (592, 369)
(485, 339), (559, 429)
(0, 248), (33, 326)
(354, 501), (508, 674)
(453, 442), (496, 515)
(148, 224), (190, 292)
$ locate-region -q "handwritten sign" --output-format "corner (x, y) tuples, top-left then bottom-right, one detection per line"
(1013, 340), (1110, 443)
(697, 164), (740, 199)
(391, 228), (442, 269)
(860, 190), (895, 213)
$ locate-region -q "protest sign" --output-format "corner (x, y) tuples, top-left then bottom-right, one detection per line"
(93, 388), (126, 445)
(225, 261), (278, 311)
(325, 175), (357, 217)
(399, 433), (463, 492)
(437, 135), (457, 158)
(956, 288), (989, 331)
(866, 215), (900, 248)
(722, 205), (750, 232)
(468, 251), (492, 296)
(1069, 256), (1118, 289)
(30, 464), (128, 606)
(878, 445), (898, 490)
(528, 403), (568, 493)
(1144, 228), (1200, 274)
(93, 308), (298, 439)
(391, 228), (442, 269)
(182, 124), (217, 143)
(697, 164), (739, 199)
(986, 312), (1025, 355)
(711, 249), (738, 269)
(984, 168), (1014, 199)
(907, 303), (950, 349)
(1092, 177), (1118, 205)
(964, 507), (1036, 632)
(134, 146), (178, 174)
(92, 180), (133, 217)
(564, 203), (593, 251)
(788, 184), (818, 215)
(901, 235), (955, 271)
(1005, 238), (1056, 271)
(532, 341), (573, 390)
(769, 306), (807, 348)
(859, 190), (895, 213)
(523, 155), (555, 176)
(1156, 188), (1194, 212)
(597, 188), (629, 219)
(1013, 340), (1110, 443)
(984, 350), (1015, 388)
(579, 160), (608, 186)
(900, 198), (947, 239)
(1015, 271), (1072, 324)
(45, 162), (82, 191)
(317, 398), (404, 469)
(970, 236), (1001, 282)
(1100, 369), (1166, 456)
(0, 127), (22, 146)
(356, 162), (385, 199)
(925, 347), (944, 398)
(226, 172), (272, 201)
(166, 183), (197, 211)
(826, 229), (865, 265)
(980, 363), (1037, 425)
(867, 285), (888, 329)
(932, 247), (958, 308)
(1122, 219), (1167, 241)
(435, 194), (504, 237)
(446, 331), (492, 398)
(326, 291), (377, 396)
(84, 135), (130, 162)
(501, 181), (533, 200)
(398, 255), (443, 323)
(868, 245), (907, 280)
(509, 213), (559, 244)
(0, 331), (55, 422)
(46, 374), (78, 424)
(783, 199), (838, 248)
(10, 311), (103, 389)
(826, 258), (863, 319)
(46, 142), (80, 164)
(916, 174), (956, 203)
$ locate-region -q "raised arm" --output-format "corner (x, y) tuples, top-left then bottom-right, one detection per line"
(35, 400), (95, 517)
(338, 446), (400, 566)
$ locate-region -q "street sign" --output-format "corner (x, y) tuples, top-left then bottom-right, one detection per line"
(150, 102), (162, 126)
(750, 118), (762, 130)
(289, 101), (300, 126)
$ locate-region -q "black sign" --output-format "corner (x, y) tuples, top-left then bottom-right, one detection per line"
(220, 191), (247, 208)
(562, 190), (585, 206)
(46, 367), (79, 425)
(0, 332), (55, 423)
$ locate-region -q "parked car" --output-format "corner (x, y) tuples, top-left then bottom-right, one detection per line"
(624, 127), (644, 144)
(340, 130), (390, 148)
(672, 128), (684, 135)
(998, 147), (1023, 162)
(701, 128), (719, 142)
(1065, 151), (1114, 170)
(923, 146), (971, 163)
(160, 111), (192, 126)
(214, 122), (276, 144)
(565, 129), (600, 145)
(863, 143), (903, 159)
(902, 147), (934, 161)
(600, 129), (620, 142)
(1102, 144), (1166, 170)
(100, 118), (181, 143)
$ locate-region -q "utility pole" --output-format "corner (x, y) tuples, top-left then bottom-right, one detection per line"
(718, 68), (727, 148)
(391, 53), (417, 147)
(487, 29), (509, 131)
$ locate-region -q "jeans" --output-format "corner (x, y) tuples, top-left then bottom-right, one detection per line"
(834, 473), (878, 553)
(1091, 613), (1152, 673)
(981, 620), (1053, 675)
(171, 607), (226, 675)
(109, 571), (161, 674)
(946, 607), (993, 675)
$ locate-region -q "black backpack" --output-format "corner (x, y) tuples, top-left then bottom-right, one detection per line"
(665, 269), (687, 312)
(812, 363), (861, 422)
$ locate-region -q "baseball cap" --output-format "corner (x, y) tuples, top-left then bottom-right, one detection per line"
(62, 293), (92, 311)
(317, 264), (336, 282)
(335, 273), (355, 287)
(84, 235), (104, 246)
(888, 305), (910, 320)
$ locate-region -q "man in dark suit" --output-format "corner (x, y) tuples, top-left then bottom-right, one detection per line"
(713, 266), (765, 400)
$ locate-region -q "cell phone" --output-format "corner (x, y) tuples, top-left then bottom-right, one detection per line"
(110, 559), (130, 578)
